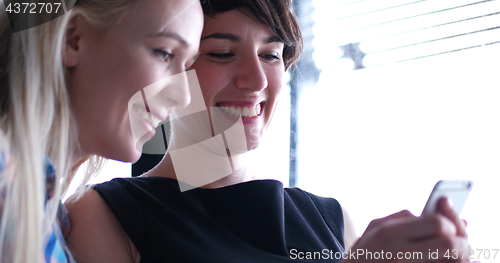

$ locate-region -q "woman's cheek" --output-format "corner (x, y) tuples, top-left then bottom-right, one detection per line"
(200, 69), (228, 99)
(268, 76), (284, 96)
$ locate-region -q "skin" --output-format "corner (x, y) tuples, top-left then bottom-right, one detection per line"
(64, 0), (203, 262)
(192, 7), (285, 151)
(64, 0), (202, 164)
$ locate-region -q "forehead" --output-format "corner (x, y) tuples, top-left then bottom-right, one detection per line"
(202, 9), (276, 40)
(124, 0), (202, 39)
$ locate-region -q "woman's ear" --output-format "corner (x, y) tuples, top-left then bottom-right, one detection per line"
(63, 16), (83, 68)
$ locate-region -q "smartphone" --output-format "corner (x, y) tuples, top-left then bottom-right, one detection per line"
(421, 180), (473, 216)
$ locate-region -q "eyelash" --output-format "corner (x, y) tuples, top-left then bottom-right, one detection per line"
(207, 52), (281, 62)
(260, 54), (280, 62)
(154, 49), (173, 62)
(208, 52), (234, 60)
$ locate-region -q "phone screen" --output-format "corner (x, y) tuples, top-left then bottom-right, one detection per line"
(421, 180), (473, 216)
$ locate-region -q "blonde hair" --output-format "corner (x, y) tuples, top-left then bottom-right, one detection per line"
(0, 0), (137, 261)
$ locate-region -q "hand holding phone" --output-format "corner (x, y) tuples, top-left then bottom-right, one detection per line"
(421, 180), (473, 216)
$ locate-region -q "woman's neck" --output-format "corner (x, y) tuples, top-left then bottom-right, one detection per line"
(143, 151), (257, 189)
(69, 146), (87, 170)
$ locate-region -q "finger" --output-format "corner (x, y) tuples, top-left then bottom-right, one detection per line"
(366, 210), (415, 231)
(376, 214), (457, 241)
(438, 197), (467, 237)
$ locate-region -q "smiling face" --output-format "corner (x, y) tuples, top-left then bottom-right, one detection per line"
(67, 0), (203, 162)
(189, 8), (285, 151)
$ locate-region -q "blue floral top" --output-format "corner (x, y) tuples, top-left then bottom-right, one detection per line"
(0, 138), (75, 262)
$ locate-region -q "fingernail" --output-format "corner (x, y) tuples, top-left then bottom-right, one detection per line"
(446, 197), (454, 210)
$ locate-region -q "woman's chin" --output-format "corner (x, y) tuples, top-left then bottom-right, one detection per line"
(129, 150), (143, 164)
(247, 143), (260, 151)
(245, 134), (262, 151)
(115, 147), (143, 164)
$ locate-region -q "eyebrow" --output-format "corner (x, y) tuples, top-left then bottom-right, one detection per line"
(264, 36), (283, 44)
(152, 32), (188, 47)
(201, 33), (284, 45)
(201, 33), (241, 42)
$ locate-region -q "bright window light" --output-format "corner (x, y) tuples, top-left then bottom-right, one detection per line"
(304, 1), (500, 261)
(363, 28), (500, 67)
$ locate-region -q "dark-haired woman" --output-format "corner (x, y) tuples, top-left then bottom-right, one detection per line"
(66, 0), (471, 262)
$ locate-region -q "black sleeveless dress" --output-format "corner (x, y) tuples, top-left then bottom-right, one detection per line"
(94, 177), (345, 262)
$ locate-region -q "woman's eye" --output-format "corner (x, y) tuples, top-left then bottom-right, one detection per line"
(207, 52), (234, 61)
(260, 54), (281, 62)
(154, 49), (173, 62)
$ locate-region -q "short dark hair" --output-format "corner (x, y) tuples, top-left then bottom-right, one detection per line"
(201, 0), (303, 71)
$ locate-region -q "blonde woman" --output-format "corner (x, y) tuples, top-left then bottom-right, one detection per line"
(0, 0), (203, 262)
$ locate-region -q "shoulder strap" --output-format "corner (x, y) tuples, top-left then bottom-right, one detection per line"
(93, 179), (146, 252)
(304, 191), (345, 249)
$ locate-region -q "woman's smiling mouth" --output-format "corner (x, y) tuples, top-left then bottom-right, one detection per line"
(216, 102), (265, 118)
(132, 104), (163, 128)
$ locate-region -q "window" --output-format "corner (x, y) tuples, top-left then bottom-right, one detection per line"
(295, 0), (500, 258)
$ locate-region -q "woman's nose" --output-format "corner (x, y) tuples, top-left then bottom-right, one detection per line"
(234, 55), (268, 92)
(161, 70), (192, 109)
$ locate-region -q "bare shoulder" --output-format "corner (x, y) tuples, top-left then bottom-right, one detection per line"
(65, 189), (140, 263)
(341, 206), (359, 251)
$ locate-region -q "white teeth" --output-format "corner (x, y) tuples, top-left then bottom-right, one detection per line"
(133, 105), (162, 128)
(218, 103), (262, 117)
(242, 107), (250, 116)
(249, 107), (256, 117)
